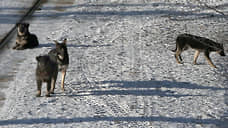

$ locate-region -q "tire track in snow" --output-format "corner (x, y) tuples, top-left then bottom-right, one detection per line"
(66, 48), (117, 117)
(66, 49), (128, 127)
(66, 47), (144, 127)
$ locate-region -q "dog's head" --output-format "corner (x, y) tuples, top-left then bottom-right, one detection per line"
(53, 39), (68, 62)
(36, 55), (50, 68)
(16, 22), (29, 36)
(217, 43), (226, 56)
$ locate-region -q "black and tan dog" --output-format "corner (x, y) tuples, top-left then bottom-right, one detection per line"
(48, 39), (69, 92)
(35, 55), (58, 97)
(173, 33), (225, 68)
(13, 22), (39, 50)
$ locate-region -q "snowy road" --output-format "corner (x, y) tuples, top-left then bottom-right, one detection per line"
(0, 0), (39, 109)
(0, 0), (228, 128)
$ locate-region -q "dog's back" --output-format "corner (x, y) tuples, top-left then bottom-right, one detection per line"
(36, 55), (58, 82)
(25, 33), (39, 48)
(176, 34), (222, 52)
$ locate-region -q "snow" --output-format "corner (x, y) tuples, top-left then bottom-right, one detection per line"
(0, 0), (228, 128)
(0, 0), (37, 37)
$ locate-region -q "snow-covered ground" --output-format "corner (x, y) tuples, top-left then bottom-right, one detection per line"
(0, 0), (38, 109)
(0, 0), (37, 37)
(0, 0), (228, 127)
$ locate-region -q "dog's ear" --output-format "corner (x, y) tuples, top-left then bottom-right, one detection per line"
(218, 43), (224, 49)
(63, 38), (67, 45)
(25, 23), (30, 28)
(16, 23), (20, 27)
(36, 56), (41, 61)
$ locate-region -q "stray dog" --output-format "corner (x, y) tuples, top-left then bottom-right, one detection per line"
(48, 39), (69, 92)
(35, 55), (58, 97)
(173, 33), (226, 68)
(13, 23), (39, 50)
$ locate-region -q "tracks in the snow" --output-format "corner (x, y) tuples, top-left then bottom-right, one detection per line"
(66, 47), (142, 126)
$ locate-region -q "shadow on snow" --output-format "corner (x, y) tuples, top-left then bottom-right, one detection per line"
(68, 80), (227, 98)
(99, 80), (228, 91)
(0, 2), (227, 24)
(0, 116), (226, 126)
(38, 43), (112, 49)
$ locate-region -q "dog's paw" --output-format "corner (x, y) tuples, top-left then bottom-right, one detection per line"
(177, 61), (184, 64)
(61, 86), (65, 92)
(36, 94), (41, 97)
(45, 94), (51, 97)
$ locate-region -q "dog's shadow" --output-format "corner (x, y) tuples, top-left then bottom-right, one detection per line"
(59, 79), (228, 98)
(38, 43), (112, 49)
(38, 43), (55, 49)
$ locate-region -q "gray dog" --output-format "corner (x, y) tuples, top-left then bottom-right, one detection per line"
(35, 55), (58, 97)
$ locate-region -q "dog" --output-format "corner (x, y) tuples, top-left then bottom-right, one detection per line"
(173, 33), (226, 68)
(48, 38), (69, 92)
(13, 22), (39, 50)
(35, 55), (58, 97)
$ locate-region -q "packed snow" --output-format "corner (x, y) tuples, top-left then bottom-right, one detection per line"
(0, 0), (228, 128)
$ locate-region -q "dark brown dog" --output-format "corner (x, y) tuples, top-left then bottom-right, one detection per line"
(48, 39), (69, 92)
(35, 55), (58, 97)
(173, 33), (225, 68)
(13, 23), (39, 50)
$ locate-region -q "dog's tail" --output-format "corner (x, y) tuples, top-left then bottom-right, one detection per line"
(171, 39), (178, 52)
(171, 46), (176, 52)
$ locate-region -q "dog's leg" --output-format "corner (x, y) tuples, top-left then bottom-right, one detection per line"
(175, 49), (183, 64)
(13, 43), (19, 49)
(61, 70), (66, 91)
(50, 76), (57, 94)
(193, 50), (200, 65)
(36, 80), (42, 97)
(16, 40), (27, 50)
(16, 45), (25, 50)
(204, 51), (216, 68)
(179, 54), (183, 62)
(46, 81), (51, 97)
